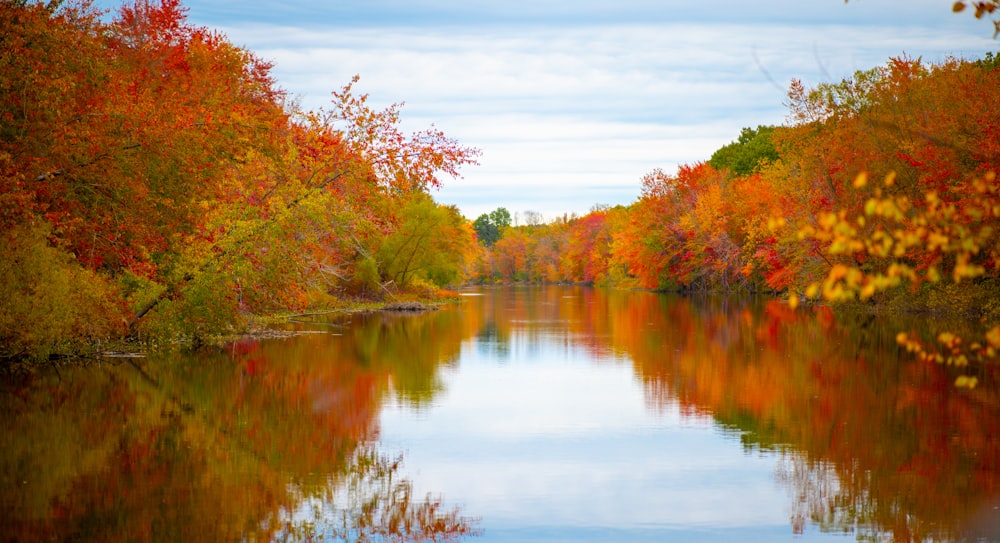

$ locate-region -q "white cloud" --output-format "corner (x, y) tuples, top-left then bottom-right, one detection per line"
(214, 18), (992, 218)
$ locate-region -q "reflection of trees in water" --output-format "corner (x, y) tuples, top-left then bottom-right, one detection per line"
(276, 449), (480, 542)
(0, 316), (481, 543)
(775, 454), (850, 537)
(475, 322), (509, 360)
(450, 286), (1000, 541)
(774, 451), (1000, 542)
(590, 288), (1000, 542)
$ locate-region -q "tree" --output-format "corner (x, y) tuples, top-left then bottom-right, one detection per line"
(490, 207), (512, 229)
(561, 210), (611, 284)
(770, 56), (1000, 384)
(708, 125), (781, 177)
(522, 210), (544, 226)
(472, 215), (498, 247)
(376, 193), (473, 288)
(0, 0), (480, 353)
(492, 227), (530, 281)
(611, 163), (739, 290)
(796, 171), (1000, 383)
(472, 206), (511, 247)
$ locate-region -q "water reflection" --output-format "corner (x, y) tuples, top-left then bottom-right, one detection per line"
(611, 293), (1000, 542)
(386, 286), (1000, 542)
(0, 306), (480, 542)
(382, 289), (797, 541)
(3, 286), (999, 541)
(277, 448), (479, 542)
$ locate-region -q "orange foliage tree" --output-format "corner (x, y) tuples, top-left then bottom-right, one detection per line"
(770, 56), (1000, 382)
(0, 0), (479, 355)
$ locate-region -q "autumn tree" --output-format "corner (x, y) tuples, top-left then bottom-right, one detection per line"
(376, 192), (474, 289)
(0, 0), (479, 354)
(559, 208), (623, 285)
(611, 163), (745, 290)
(490, 227), (530, 281)
(764, 55), (1000, 384)
(612, 168), (687, 290)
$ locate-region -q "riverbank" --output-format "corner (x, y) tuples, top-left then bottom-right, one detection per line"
(0, 292), (462, 368)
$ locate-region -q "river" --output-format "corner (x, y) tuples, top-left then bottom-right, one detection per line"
(2, 285), (998, 541)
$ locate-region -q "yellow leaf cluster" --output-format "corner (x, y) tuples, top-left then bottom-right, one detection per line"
(801, 171), (1000, 298)
(801, 171), (1000, 383)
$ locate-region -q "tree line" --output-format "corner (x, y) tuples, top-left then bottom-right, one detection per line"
(471, 53), (1000, 375)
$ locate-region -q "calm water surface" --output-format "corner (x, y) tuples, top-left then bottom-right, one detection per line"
(2, 285), (999, 542)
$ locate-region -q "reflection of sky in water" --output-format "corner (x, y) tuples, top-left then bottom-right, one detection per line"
(378, 330), (851, 541)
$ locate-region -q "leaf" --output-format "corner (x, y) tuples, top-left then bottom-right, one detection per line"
(938, 332), (957, 347)
(954, 375), (977, 388)
(986, 326), (1000, 349)
(805, 283), (820, 299)
(883, 171), (896, 187)
(853, 172), (868, 189)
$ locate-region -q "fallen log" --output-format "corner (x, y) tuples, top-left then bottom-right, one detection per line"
(380, 301), (436, 312)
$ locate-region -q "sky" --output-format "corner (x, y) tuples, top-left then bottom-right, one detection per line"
(96, 0), (996, 221)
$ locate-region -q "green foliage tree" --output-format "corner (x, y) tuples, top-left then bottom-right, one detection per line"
(0, 224), (124, 359)
(472, 206), (511, 247)
(490, 207), (513, 229)
(376, 193), (472, 288)
(708, 125), (781, 177)
(975, 50), (1000, 69)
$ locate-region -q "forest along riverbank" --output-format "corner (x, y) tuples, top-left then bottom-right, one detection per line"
(4, 0), (999, 372)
